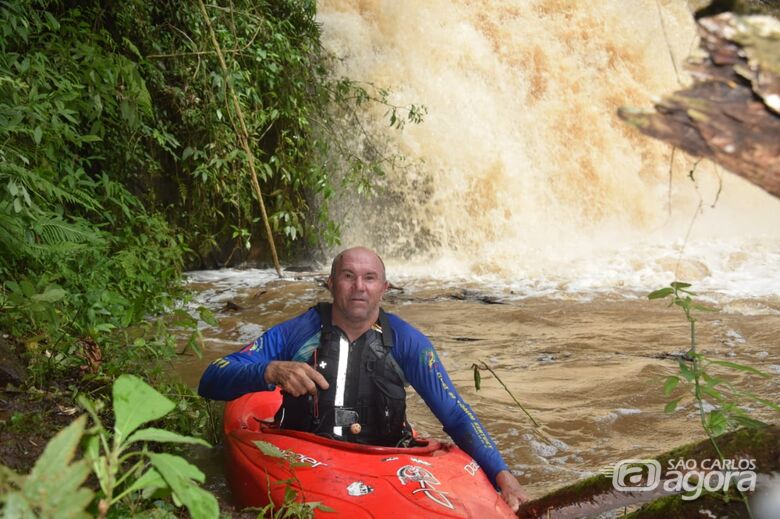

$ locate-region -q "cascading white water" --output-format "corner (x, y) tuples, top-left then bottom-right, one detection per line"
(317, 0), (780, 299)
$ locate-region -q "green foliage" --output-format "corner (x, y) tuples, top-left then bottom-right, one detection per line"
(649, 281), (778, 437)
(120, 0), (422, 259)
(649, 281), (779, 516)
(252, 484), (334, 519)
(0, 416), (93, 519)
(0, 0), (190, 384)
(157, 381), (222, 447)
(250, 441), (334, 518)
(0, 375), (218, 519)
(1, 0), (421, 383)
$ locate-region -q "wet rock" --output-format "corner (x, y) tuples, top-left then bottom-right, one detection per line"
(656, 257), (712, 282)
(284, 265), (316, 272)
(0, 336), (25, 386)
(537, 353), (556, 363)
(221, 300), (243, 312)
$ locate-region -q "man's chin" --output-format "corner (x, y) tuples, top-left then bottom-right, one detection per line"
(343, 308), (374, 323)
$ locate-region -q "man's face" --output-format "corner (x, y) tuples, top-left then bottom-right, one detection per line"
(328, 249), (389, 325)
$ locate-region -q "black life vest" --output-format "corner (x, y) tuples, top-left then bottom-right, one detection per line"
(277, 303), (410, 446)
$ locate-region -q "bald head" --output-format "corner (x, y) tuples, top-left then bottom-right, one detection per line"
(330, 247), (386, 282)
(327, 247), (389, 337)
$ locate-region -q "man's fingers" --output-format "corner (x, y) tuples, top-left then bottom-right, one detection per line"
(267, 361), (329, 396)
(501, 493), (520, 512)
(304, 364), (329, 390)
(495, 469), (528, 514)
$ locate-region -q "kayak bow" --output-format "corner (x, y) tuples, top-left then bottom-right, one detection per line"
(224, 389), (515, 517)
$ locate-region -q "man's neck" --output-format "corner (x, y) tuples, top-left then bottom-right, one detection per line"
(331, 311), (379, 342)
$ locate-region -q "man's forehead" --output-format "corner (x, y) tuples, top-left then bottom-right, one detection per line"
(338, 255), (382, 272)
(336, 250), (384, 273)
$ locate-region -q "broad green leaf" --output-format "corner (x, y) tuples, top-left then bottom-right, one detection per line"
(742, 392), (780, 413)
(149, 453), (218, 519)
(705, 410), (728, 436)
(126, 427), (210, 447)
(690, 303), (717, 312)
(253, 440), (287, 459)
(2, 492), (34, 519)
(30, 287), (66, 303)
(23, 416), (94, 519)
(663, 376), (680, 396)
(198, 306), (218, 326)
(122, 467), (167, 498)
(670, 281), (692, 289)
(664, 398), (681, 413)
(28, 415), (86, 482)
(122, 37), (142, 59)
(113, 375), (175, 441)
(308, 502), (337, 513)
(731, 415), (768, 429)
(473, 365), (481, 391)
(708, 360), (770, 378)
(149, 453), (205, 485)
(678, 361), (695, 382)
(701, 386), (724, 401)
(33, 126), (42, 145)
(647, 287), (673, 300)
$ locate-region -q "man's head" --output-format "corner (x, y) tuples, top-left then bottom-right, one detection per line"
(327, 247), (389, 327)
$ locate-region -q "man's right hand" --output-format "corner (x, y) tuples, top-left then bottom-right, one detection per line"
(264, 361), (329, 397)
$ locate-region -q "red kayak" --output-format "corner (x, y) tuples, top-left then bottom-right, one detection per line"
(224, 389), (516, 517)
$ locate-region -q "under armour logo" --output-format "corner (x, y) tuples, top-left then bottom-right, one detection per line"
(319, 361), (327, 369)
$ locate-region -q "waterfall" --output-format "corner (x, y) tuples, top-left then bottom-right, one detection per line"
(317, 0), (780, 298)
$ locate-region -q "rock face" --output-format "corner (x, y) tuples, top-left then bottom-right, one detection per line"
(619, 12), (780, 199)
(0, 336), (25, 386)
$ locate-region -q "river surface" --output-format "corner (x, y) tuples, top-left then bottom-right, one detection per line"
(176, 268), (780, 500)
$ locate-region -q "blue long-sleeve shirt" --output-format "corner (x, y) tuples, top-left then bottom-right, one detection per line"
(198, 307), (509, 485)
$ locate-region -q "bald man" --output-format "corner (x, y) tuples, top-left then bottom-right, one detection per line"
(199, 247), (528, 511)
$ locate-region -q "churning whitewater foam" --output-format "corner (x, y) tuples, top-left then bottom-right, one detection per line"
(316, 0), (780, 298)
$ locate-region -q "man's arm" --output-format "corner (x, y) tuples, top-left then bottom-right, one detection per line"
(388, 315), (528, 510)
(198, 308), (321, 401)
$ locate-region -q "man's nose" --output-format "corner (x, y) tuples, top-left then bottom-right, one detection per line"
(354, 276), (366, 290)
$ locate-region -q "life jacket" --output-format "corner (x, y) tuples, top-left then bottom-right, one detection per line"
(277, 303), (410, 446)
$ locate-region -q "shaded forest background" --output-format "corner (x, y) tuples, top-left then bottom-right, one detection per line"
(0, 0), (421, 383)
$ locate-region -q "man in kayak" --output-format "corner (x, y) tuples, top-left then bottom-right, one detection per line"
(198, 246), (529, 511)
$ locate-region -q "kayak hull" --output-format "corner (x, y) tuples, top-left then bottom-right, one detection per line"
(224, 390), (515, 518)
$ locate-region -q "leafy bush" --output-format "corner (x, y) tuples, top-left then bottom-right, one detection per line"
(0, 374), (218, 519)
(0, 0), (421, 382)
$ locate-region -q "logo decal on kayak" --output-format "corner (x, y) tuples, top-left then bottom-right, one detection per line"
(281, 450), (327, 468)
(381, 456), (399, 462)
(410, 457), (431, 466)
(464, 459), (479, 476)
(397, 465), (454, 510)
(347, 481), (374, 496)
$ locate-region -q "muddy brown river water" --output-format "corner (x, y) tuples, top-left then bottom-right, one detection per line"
(174, 269), (780, 501)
